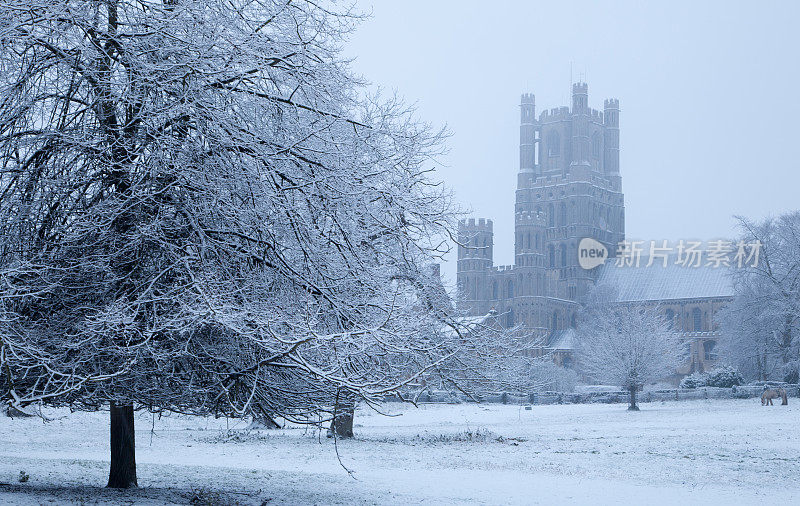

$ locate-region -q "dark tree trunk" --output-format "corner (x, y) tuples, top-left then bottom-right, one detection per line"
(329, 401), (355, 439)
(107, 402), (137, 488)
(628, 387), (639, 411)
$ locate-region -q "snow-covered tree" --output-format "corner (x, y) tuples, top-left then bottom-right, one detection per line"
(0, 0), (526, 488)
(576, 285), (685, 410)
(720, 213), (800, 381)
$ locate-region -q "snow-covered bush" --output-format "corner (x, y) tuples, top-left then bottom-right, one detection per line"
(680, 366), (743, 389)
(705, 366), (744, 388)
(679, 372), (708, 389)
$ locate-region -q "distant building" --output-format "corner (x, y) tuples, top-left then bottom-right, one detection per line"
(597, 260), (733, 374)
(457, 83), (732, 374)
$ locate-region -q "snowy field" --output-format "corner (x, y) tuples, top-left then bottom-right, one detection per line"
(1, 399), (799, 505)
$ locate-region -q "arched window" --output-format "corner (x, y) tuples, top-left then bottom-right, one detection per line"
(548, 131), (560, 156)
(592, 132), (601, 159)
(492, 281), (498, 300)
(507, 308), (515, 328)
(547, 203), (555, 227)
(535, 232), (541, 249)
(559, 202), (567, 226)
(525, 232), (531, 250)
(704, 340), (717, 361)
(560, 244), (567, 267)
(665, 309), (675, 329)
(692, 308), (702, 332)
(548, 244), (555, 267)
(507, 280), (514, 299)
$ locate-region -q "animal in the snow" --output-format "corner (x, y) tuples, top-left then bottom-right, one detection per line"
(761, 388), (788, 406)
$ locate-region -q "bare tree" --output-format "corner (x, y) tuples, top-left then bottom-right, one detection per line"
(0, 0), (510, 488)
(720, 213), (800, 381)
(576, 285), (685, 410)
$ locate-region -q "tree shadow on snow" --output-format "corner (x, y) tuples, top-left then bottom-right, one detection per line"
(0, 482), (271, 505)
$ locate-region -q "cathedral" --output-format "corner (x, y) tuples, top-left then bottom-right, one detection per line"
(457, 83), (624, 342)
(457, 83), (731, 373)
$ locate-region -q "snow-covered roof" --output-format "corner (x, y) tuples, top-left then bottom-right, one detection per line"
(596, 259), (734, 302)
(549, 328), (575, 350)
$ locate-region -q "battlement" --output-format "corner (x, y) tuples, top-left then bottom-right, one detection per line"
(515, 210), (547, 224)
(492, 264), (516, 273)
(521, 93), (535, 104)
(530, 172), (620, 192)
(572, 82), (588, 94)
(604, 98), (619, 109)
(539, 106), (571, 121)
(459, 217), (493, 231)
(589, 109), (604, 122)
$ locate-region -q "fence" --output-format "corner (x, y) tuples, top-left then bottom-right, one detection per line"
(385, 384), (800, 406)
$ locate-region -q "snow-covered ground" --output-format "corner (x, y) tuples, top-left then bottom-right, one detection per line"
(1, 399), (798, 505)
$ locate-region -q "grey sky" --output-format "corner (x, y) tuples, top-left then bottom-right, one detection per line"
(344, 1), (800, 284)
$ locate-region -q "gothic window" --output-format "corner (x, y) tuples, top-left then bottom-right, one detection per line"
(525, 232), (531, 249)
(704, 340), (718, 361)
(507, 280), (514, 298)
(547, 203), (555, 227)
(692, 307), (702, 332)
(548, 244), (555, 267)
(507, 308), (515, 328)
(492, 281), (498, 300)
(548, 131), (560, 156)
(560, 244), (567, 267)
(592, 132), (601, 159)
(665, 309), (675, 329)
(535, 232), (541, 249)
(559, 202), (567, 226)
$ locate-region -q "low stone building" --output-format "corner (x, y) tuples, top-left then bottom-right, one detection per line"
(595, 260), (734, 374)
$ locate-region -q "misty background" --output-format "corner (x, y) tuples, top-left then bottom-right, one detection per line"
(343, 0), (800, 284)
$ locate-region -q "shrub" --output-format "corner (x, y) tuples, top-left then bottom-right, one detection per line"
(679, 372), (707, 389)
(705, 366), (744, 388)
(679, 366), (743, 389)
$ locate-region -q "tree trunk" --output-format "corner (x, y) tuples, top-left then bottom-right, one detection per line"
(107, 402), (138, 488)
(329, 402), (355, 439)
(628, 387), (639, 411)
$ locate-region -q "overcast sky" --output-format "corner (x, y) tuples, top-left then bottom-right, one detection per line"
(343, 0), (800, 284)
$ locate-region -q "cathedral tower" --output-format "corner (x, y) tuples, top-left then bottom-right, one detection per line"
(457, 83), (625, 341)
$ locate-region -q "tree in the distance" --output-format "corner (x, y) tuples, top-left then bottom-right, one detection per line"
(576, 285), (685, 411)
(720, 213), (800, 381)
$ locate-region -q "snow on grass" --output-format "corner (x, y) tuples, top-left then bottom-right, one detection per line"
(1, 399), (799, 504)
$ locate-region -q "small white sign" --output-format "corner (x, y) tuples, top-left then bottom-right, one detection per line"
(578, 238), (608, 270)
